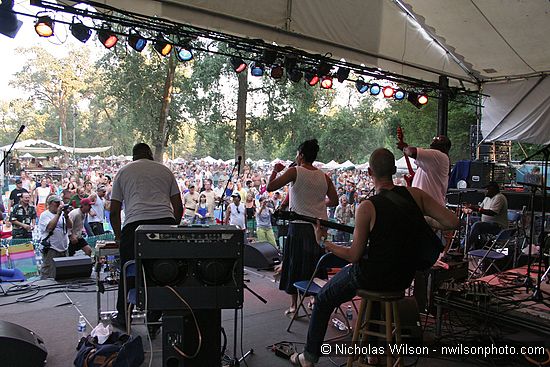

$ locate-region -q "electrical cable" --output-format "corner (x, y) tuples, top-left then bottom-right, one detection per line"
(142, 265), (153, 367)
(165, 285), (202, 359)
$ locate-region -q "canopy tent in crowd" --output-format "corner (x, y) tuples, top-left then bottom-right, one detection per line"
(0, 139), (112, 155)
(19, 152), (35, 159)
(395, 156), (418, 172)
(338, 160), (356, 169)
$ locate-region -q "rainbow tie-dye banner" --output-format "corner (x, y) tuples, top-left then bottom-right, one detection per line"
(8, 242), (38, 277)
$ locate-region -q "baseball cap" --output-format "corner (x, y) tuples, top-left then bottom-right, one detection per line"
(15, 178), (22, 184)
(80, 198), (92, 206)
(483, 181), (500, 189)
(97, 184), (107, 192)
(231, 192), (240, 198)
(47, 195), (62, 204)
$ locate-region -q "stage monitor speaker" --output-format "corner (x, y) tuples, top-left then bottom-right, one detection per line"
(52, 255), (92, 280)
(0, 320), (47, 367)
(162, 310), (221, 367)
(244, 242), (281, 269)
(135, 225), (244, 310)
(468, 161), (493, 188)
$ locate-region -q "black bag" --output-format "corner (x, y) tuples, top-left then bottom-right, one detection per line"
(379, 190), (443, 271)
(74, 331), (144, 367)
(40, 231), (54, 255)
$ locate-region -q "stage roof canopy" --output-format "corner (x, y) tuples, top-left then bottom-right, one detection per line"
(76, 0), (550, 143)
(1, 139), (112, 155)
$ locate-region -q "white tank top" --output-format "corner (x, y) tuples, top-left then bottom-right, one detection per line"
(289, 166), (328, 220)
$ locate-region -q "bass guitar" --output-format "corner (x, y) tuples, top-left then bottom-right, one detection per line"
(273, 210), (355, 234)
(397, 126), (415, 187)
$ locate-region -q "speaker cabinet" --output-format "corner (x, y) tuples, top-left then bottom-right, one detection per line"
(468, 161), (493, 188)
(52, 255), (92, 280)
(162, 310), (221, 367)
(0, 320), (47, 367)
(244, 242), (281, 269)
(135, 225), (244, 310)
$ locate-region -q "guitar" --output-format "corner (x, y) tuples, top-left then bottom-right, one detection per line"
(397, 126), (415, 187)
(273, 210), (355, 234)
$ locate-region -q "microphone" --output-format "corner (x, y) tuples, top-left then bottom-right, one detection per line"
(18, 125), (25, 134)
(237, 156), (242, 164)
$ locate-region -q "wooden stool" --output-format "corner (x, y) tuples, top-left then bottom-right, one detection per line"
(346, 290), (405, 367)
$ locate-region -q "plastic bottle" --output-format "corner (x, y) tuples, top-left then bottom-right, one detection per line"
(78, 315), (87, 340)
(332, 318), (348, 331)
(346, 305), (353, 322)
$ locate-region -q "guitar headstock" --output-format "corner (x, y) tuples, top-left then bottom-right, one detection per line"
(397, 126), (404, 143)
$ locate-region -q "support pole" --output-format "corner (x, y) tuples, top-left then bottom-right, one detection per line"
(437, 75), (449, 136)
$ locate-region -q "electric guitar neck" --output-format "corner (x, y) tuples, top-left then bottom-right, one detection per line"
(397, 126), (415, 187)
(274, 210), (355, 234)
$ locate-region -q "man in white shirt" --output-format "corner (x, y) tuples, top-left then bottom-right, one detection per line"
(226, 193), (246, 229)
(183, 184), (199, 223)
(68, 198), (93, 256)
(110, 143), (183, 331)
(398, 135), (451, 206)
(464, 181), (508, 250)
(38, 195), (73, 279)
(88, 185), (107, 235)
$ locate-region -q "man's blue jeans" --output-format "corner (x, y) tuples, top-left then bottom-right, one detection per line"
(304, 265), (362, 363)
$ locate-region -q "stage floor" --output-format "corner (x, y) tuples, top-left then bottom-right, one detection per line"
(1, 266), (546, 367)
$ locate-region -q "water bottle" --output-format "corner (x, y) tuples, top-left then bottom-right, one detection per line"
(78, 316), (87, 340)
(346, 305), (353, 322)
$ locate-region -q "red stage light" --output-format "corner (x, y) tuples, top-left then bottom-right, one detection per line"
(382, 86), (395, 98)
(320, 76), (333, 89)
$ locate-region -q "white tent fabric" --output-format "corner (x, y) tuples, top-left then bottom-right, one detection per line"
(338, 160), (356, 169)
(356, 162), (369, 170)
(0, 139), (112, 154)
(395, 156), (417, 171)
(482, 77), (550, 145)
(202, 156), (218, 164)
(20, 153), (34, 158)
(323, 160), (340, 170)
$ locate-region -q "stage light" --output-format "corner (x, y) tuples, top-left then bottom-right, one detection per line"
(153, 35), (172, 56)
(34, 15), (54, 37)
(382, 86), (395, 98)
(287, 69), (303, 82)
(176, 46), (193, 62)
(305, 71), (319, 86)
(336, 67), (350, 83)
(0, 0), (23, 38)
(407, 92), (429, 108)
(317, 60), (331, 77)
(369, 84), (381, 95)
(394, 90), (406, 100)
(355, 79), (369, 94)
(97, 27), (118, 49)
(262, 49), (278, 65)
(320, 76), (333, 89)
(230, 57), (247, 73)
(250, 62), (264, 77)
(128, 30), (147, 52)
(70, 20), (91, 43)
(417, 93), (429, 105)
(270, 65), (284, 79)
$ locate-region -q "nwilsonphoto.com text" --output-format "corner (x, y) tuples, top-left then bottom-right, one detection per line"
(321, 343), (547, 358)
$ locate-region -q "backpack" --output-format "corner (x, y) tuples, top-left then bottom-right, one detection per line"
(74, 331), (144, 367)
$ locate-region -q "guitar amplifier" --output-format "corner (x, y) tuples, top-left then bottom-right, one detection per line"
(135, 225), (244, 310)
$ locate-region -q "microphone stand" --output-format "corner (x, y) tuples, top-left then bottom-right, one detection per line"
(520, 144), (550, 302)
(219, 157), (241, 225)
(0, 125), (25, 176)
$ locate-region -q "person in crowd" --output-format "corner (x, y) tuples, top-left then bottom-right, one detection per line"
(201, 179), (218, 224)
(35, 177), (51, 217)
(289, 148), (458, 366)
(83, 180), (94, 196)
(9, 178), (28, 207)
(68, 198), (93, 256)
(183, 184), (199, 224)
(397, 135), (452, 206)
(110, 143), (183, 335)
(70, 187), (89, 209)
(245, 193), (256, 235)
(333, 195), (354, 242)
(38, 195), (73, 279)
(256, 196), (277, 249)
(194, 193), (209, 224)
(226, 192), (246, 229)
(267, 139), (338, 316)
(88, 185), (107, 235)
(463, 181), (509, 250)
(9, 192), (36, 239)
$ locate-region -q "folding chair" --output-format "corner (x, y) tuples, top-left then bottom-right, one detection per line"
(286, 252), (355, 333)
(468, 228), (516, 280)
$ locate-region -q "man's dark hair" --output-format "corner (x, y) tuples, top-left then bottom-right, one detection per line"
(369, 148), (396, 179)
(132, 143), (154, 161)
(298, 139), (320, 163)
(430, 136), (452, 154)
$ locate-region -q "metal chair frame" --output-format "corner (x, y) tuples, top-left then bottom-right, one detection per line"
(468, 228), (516, 280)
